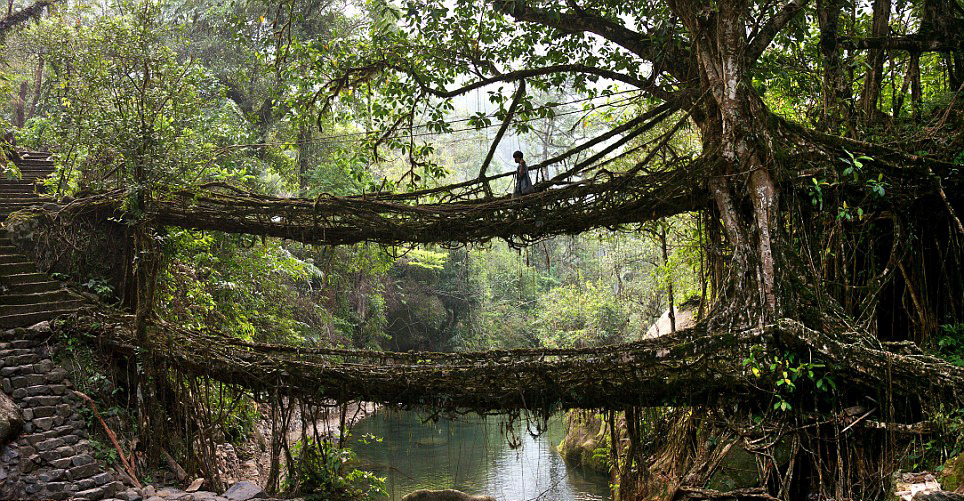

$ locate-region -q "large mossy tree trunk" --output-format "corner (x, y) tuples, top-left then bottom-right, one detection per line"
(669, 0), (788, 328)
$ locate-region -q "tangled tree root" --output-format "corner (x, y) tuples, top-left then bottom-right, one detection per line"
(57, 308), (964, 416)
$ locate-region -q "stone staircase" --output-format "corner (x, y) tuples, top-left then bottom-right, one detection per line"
(0, 151), (55, 219)
(0, 227), (85, 329)
(1, 151), (86, 329)
(0, 151), (124, 499)
(0, 326), (125, 499)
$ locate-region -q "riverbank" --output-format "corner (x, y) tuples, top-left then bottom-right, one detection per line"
(285, 401), (379, 443)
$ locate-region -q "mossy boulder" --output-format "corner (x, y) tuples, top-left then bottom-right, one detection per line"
(941, 454), (964, 493)
(707, 444), (759, 492)
(0, 391), (23, 444)
(557, 411), (611, 474)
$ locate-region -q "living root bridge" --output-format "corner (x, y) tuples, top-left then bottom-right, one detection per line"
(59, 166), (706, 246)
(61, 310), (964, 414)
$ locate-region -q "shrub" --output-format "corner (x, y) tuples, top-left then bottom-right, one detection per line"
(285, 438), (385, 501)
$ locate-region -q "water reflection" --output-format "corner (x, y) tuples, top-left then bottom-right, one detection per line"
(351, 410), (610, 501)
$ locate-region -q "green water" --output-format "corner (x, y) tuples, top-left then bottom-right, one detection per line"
(350, 410), (611, 501)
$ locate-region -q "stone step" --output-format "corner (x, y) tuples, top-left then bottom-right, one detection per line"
(11, 172), (53, 177)
(0, 245), (16, 253)
(3, 281), (64, 295)
(0, 198), (42, 206)
(0, 197), (41, 204)
(10, 161), (53, 167)
(0, 194), (39, 200)
(0, 261), (37, 274)
(0, 308), (78, 329)
(12, 175), (52, 183)
(0, 191), (37, 199)
(18, 164), (52, 170)
(0, 182), (37, 187)
(10, 162), (53, 167)
(12, 172), (54, 178)
(0, 338), (45, 350)
(12, 160), (54, 167)
(0, 351), (42, 367)
(0, 185), (34, 192)
(15, 168), (53, 176)
(0, 200), (42, 208)
(0, 253), (28, 264)
(0, 347), (43, 357)
(0, 300), (85, 317)
(0, 203), (41, 215)
(0, 327), (51, 341)
(0, 202), (43, 210)
(0, 290), (75, 306)
(1, 272), (51, 285)
(9, 173), (53, 180)
(0, 175), (44, 180)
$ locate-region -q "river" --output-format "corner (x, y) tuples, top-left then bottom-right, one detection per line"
(351, 409), (611, 501)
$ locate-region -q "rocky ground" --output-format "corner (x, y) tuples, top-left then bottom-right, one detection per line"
(106, 480), (303, 501)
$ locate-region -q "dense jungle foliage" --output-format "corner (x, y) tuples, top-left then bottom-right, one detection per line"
(2, 0), (701, 353)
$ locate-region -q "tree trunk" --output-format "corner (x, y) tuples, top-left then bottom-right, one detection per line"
(671, 0), (783, 326)
(12, 81), (27, 128)
(908, 52), (922, 121)
(298, 123), (312, 191)
(861, 0), (892, 120)
(660, 226), (676, 333)
(27, 56), (43, 122)
(817, 0), (854, 134)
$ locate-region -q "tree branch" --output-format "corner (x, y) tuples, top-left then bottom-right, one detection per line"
(844, 35), (962, 52)
(477, 79), (525, 191)
(747, 0), (812, 63)
(0, 0), (54, 38)
(410, 63), (656, 99)
(492, 0), (691, 82)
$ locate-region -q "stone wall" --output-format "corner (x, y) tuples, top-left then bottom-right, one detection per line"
(0, 323), (124, 499)
(5, 206), (131, 303)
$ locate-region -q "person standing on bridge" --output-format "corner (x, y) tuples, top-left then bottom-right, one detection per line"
(512, 150), (534, 197)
